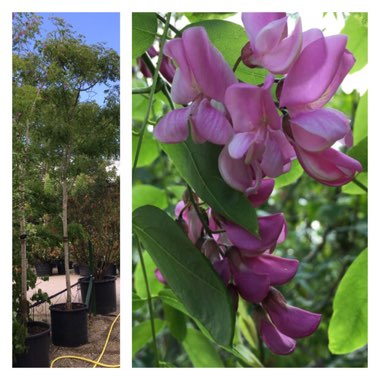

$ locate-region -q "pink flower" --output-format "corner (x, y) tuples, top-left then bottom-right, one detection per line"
(175, 200), (203, 244)
(279, 31), (355, 115)
(219, 75), (295, 193)
(154, 27), (237, 145)
(241, 12), (303, 74)
(256, 288), (321, 355)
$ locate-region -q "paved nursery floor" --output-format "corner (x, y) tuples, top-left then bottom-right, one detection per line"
(28, 270), (120, 368)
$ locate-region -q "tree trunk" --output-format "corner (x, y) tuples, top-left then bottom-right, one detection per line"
(19, 208), (28, 324)
(62, 179), (72, 309)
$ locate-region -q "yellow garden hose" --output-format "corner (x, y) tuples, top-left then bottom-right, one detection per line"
(50, 313), (120, 368)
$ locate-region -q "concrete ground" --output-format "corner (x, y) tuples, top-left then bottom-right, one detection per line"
(28, 269), (120, 368)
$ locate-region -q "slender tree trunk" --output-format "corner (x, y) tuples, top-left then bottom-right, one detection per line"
(19, 204), (28, 324)
(62, 179), (72, 309)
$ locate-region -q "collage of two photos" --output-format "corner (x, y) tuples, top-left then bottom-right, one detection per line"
(11, 10), (368, 369)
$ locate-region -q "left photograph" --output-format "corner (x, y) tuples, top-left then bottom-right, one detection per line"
(12, 13), (120, 367)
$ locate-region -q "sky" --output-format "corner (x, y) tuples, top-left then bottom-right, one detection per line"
(36, 12), (120, 105)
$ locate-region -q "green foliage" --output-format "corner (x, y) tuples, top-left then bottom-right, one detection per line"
(342, 173), (368, 195)
(184, 13), (236, 22)
(134, 251), (165, 299)
(275, 160), (303, 189)
(328, 248), (368, 354)
(183, 328), (224, 367)
(132, 13), (158, 59)
(341, 13), (368, 73)
(132, 319), (166, 356)
(133, 206), (235, 346)
(162, 139), (258, 236)
(163, 304), (187, 342)
(353, 91), (368, 144)
(132, 184), (168, 211)
(132, 132), (160, 168)
(348, 137), (368, 172)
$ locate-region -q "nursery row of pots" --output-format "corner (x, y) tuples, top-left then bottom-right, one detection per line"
(13, 274), (118, 367)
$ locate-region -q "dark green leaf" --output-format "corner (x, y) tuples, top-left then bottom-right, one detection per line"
(185, 13), (236, 22)
(133, 205), (235, 346)
(353, 91), (368, 144)
(328, 248), (368, 354)
(132, 184), (168, 211)
(183, 328), (224, 367)
(132, 319), (165, 356)
(161, 138), (258, 236)
(348, 136), (367, 172)
(341, 13), (368, 73)
(275, 160), (303, 189)
(163, 303), (188, 342)
(134, 250), (165, 299)
(183, 20), (266, 85)
(132, 13), (158, 59)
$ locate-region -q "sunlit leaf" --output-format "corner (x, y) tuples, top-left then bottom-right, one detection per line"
(132, 184), (168, 211)
(132, 319), (165, 356)
(132, 13), (157, 59)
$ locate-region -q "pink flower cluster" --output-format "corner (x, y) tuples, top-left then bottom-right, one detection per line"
(148, 12), (363, 356)
(154, 12), (362, 190)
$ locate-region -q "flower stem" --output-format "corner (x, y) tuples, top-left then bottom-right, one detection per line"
(135, 235), (160, 367)
(233, 56), (242, 72)
(352, 177), (368, 193)
(133, 13), (172, 175)
(156, 13), (180, 35)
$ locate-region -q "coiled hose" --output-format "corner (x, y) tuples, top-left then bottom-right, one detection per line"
(50, 313), (120, 368)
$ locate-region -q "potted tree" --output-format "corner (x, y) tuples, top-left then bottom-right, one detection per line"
(12, 13), (50, 367)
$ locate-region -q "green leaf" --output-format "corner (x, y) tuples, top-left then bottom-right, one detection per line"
(161, 138), (258, 236)
(341, 13), (368, 73)
(134, 251), (165, 299)
(237, 300), (258, 350)
(133, 206), (235, 346)
(132, 292), (145, 311)
(132, 184), (168, 211)
(184, 13), (236, 23)
(167, 185), (186, 200)
(132, 13), (158, 59)
(342, 172), (368, 194)
(348, 136), (367, 172)
(183, 20), (266, 85)
(275, 160), (303, 189)
(183, 328), (224, 367)
(132, 319), (165, 356)
(353, 91), (368, 144)
(163, 303), (187, 342)
(328, 248), (368, 354)
(132, 132), (160, 168)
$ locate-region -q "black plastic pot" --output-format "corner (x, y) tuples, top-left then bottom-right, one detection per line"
(56, 260), (65, 275)
(13, 321), (51, 368)
(50, 303), (88, 347)
(79, 264), (90, 277)
(34, 261), (52, 277)
(103, 263), (117, 276)
(80, 275), (117, 315)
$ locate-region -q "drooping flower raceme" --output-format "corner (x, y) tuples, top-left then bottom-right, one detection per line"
(241, 12), (303, 74)
(278, 30), (362, 185)
(153, 27), (237, 145)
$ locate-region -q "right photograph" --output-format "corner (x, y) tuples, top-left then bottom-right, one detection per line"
(132, 12), (368, 368)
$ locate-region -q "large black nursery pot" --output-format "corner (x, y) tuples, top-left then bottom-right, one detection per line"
(34, 260), (52, 277)
(14, 321), (51, 368)
(80, 275), (117, 315)
(49, 303), (88, 347)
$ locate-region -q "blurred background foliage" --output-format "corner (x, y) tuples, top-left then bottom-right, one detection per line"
(132, 12), (368, 367)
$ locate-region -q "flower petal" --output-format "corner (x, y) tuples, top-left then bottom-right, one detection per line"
(295, 146), (362, 186)
(263, 288), (321, 339)
(192, 98), (233, 145)
(280, 35), (355, 114)
(154, 107), (191, 143)
(247, 178), (275, 207)
(244, 253), (299, 286)
(182, 27), (237, 102)
(242, 13), (287, 47)
(224, 213), (286, 254)
(260, 319), (296, 355)
(228, 132), (257, 159)
(218, 146), (254, 192)
(254, 17), (289, 55)
(290, 108), (351, 152)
